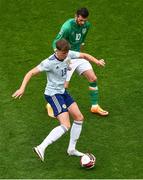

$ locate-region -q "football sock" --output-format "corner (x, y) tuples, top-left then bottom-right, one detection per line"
(39, 125), (68, 151)
(68, 120), (83, 151)
(89, 81), (98, 106)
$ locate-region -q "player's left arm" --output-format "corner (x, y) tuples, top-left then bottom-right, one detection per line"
(79, 52), (105, 67)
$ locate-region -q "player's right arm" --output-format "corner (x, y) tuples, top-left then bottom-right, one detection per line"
(12, 58), (51, 99)
(12, 67), (40, 99)
(52, 24), (70, 51)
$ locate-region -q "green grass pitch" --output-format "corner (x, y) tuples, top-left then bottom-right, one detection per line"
(0, 0), (143, 178)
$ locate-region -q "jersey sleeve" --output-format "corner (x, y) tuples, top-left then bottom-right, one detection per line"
(52, 24), (70, 50)
(68, 50), (80, 59)
(37, 58), (51, 72)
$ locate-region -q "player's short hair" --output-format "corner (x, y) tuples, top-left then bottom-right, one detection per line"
(76, 7), (89, 18)
(56, 39), (70, 52)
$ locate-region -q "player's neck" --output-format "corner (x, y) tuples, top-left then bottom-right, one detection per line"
(54, 54), (64, 62)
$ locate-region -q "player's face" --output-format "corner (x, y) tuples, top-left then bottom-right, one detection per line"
(56, 50), (68, 60)
(75, 15), (87, 26)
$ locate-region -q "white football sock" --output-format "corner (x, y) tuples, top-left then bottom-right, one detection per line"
(38, 125), (68, 151)
(67, 120), (83, 151)
(92, 104), (98, 108)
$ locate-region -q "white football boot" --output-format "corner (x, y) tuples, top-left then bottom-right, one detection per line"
(67, 149), (85, 157)
(46, 103), (55, 118)
(33, 146), (45, 162)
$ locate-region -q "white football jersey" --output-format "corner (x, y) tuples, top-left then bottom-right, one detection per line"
(37, 50), (80, 96)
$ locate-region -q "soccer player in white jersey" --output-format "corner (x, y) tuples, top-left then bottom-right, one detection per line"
(12, 39), (106, 161)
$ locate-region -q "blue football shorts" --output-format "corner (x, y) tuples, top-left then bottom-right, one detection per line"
(45, 90), (75, 117)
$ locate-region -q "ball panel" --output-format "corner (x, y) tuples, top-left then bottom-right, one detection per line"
(80, 154), (91, 165)
(80, 153), (96, 169)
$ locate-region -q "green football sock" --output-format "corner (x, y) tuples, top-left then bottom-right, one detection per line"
(89, 82), (98, 105)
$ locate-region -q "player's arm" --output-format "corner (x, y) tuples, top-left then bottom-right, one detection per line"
(79, 52), (105, 67)
(12, 67), (40, 99)
(52, 26), (70, 51)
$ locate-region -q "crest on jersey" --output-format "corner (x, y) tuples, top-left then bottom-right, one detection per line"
(62, 104), (67, 109)
(72, 32), (75, 35)
(59, 30), (64, 35)
(82, 28), (87, 34)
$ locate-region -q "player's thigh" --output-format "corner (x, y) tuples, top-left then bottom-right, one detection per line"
(66, 60), (78, 82)
(75, 59), (92, 74)
(68, 102), (84, 121)
(82, 69), (97, 82)
(45, 94), (68, 117)
(57, 112), (71, 129)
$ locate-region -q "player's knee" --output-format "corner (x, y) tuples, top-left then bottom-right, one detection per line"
(75, 114), (84, 122)
(66, 124), (71, 130)
(63, 122), (71, 130)
(89, 76), (97, 82)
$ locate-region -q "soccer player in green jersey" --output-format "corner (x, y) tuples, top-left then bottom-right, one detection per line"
(52, 8), (108, 116)
(52, 8), (90, 52)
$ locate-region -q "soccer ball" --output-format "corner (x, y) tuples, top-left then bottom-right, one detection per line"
(80, 153), (96, 169)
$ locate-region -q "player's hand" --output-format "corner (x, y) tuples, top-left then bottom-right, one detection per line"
(12, 88), (24, 99)
(97, 59), (105, 67)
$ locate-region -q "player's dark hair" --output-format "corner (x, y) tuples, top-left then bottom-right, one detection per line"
(56, 39), (70, 52)
(76, 7), (89, 18)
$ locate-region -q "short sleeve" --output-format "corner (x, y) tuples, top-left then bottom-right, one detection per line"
(68, 50), (80, 59)
(37, 58), (51, 72)
(52, 24), (70, 50)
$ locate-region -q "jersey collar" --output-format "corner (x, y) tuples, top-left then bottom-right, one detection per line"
(54, 54), (65, 62)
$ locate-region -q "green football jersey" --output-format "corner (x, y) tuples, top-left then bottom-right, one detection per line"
(52, 18), (90, 52)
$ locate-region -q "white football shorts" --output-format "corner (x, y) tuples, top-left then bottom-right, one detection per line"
(66, 58), (92, 82)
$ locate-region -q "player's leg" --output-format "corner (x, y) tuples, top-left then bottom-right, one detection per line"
(75, 59), (108, 116)
(82, 69), (108, 116)
(33, 121), (68, 161)
(67, 102), (85, 156)
(37, 112), (70, 152)
(65, 60), (78, 88)
(34, 113), (70, 161)
(34, 95), (70, 161)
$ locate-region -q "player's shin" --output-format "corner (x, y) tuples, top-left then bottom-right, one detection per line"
(89, 82), (98, 106)
(67, 120), (83, 152)
(38, 124), (68, 151)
